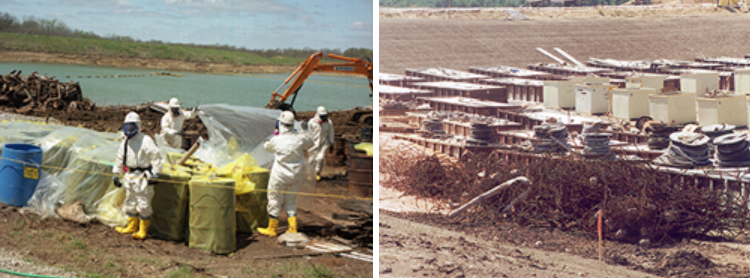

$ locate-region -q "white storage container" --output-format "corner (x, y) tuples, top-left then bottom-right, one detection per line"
(649, 92), (696, 124)
(734, 68), (750, 94)
(575, 84), (617, 115)
(626, 75), (666, 90)
(680, 71), (719, 97)
(612, 88), (658, 120)
(697, 94), (747, 127)
(543, 80), (578, 109)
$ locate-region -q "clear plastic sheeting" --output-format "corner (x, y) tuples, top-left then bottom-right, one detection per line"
(193, 104), (281, 168)
(21, 170), (66, 219)
(0, 121), (124, 224)
(653, 132), (711, 168)
(194, 104), (316, 207)
(155, 133), (186, 164)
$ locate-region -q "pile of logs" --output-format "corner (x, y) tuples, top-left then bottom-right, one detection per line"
(0, 70), (96, 113)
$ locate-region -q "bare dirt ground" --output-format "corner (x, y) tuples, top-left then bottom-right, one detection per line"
(380, 3), (739, 21)
(379, 12), (750, 74)
(0, 51), (298, 74)
(0, 179), (371, 278)
(380, 213), (665, 278)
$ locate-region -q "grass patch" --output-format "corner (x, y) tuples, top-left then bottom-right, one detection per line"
(302, 265), (334, 278)
(167, 265), (192, 278)
(82, 273), (118, 278)
(0, 32), (309, 66)
(68, 237), (87, 250)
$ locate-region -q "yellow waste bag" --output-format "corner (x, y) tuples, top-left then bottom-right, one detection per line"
(217, 153), (263, 195)
(354, 143), (373, 156)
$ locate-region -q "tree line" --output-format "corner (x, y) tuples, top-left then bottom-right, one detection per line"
(0, 13), (372, 60)
(379, 0), (629, 7)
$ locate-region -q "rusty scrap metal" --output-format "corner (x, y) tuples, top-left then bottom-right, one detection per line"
(0, 70), (95, 113)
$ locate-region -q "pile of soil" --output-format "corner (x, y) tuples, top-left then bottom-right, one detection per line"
(5, 103), (368, 143)
(380, 14), (750, 74)
(380, 4), (737, 21)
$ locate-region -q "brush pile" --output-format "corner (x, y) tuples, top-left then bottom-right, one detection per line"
(0, 70), (95, 113)
(381, 146), (749, 244)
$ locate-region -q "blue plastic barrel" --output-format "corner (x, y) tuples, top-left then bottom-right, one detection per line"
(0, 144), (43, 206)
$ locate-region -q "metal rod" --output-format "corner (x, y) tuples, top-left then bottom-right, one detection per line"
(535, 48), (567, 64)
(553, 47), (586, 67)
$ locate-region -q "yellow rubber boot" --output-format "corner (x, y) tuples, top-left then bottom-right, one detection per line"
(257, 218), (279, 237)
(316, 175), (321, 181)
(132, 219), (150, 240)
(287, 216), (298, 234)
(115, 216), (139, 234)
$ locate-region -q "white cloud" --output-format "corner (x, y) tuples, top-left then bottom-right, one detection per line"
(349, 21), (371, 31)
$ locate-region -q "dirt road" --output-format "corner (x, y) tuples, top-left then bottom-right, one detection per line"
(380, 213), (662, 278)
(380, 14), (750, 74)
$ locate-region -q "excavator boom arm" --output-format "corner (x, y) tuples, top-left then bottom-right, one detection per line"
(267, 52), (373, 108)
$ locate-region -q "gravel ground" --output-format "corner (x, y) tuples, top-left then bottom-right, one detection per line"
(0, 111), (60, 124)
(0, 248), (77, 278)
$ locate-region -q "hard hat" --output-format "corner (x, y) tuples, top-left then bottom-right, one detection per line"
(169, 97), (181, 108)
(124, 112), (141, 124)
(279, 111), (295, 125)
(317, 106), (327, 115)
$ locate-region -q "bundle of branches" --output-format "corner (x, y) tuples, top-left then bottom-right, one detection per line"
(381, 148), (749, 243)
(379, 143), (474, 207)
(0, 70), (95, 113)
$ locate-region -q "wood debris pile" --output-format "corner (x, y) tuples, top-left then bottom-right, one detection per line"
(1, 70), (95, 114)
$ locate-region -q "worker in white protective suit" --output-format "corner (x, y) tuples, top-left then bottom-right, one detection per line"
(113, 112), (163, 240)
(307, 106), (334, 181)
(160, 97), (196, 149)
(257, 111), (314, 237)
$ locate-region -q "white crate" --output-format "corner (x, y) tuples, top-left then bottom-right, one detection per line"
(575, 84), (617, 115)
(612, 88), (658, 120)
(680, 71), (719, 97)
(649, 92), (696, 125)
(697, 94), (747, 127)
(543, 80), (579, 109)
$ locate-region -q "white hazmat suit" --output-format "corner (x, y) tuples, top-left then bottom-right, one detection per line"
(160, 98), (196, 149)
(307, 107), (334, 178)
(263, 123), (314, 219)
(114, 116), (163, 219)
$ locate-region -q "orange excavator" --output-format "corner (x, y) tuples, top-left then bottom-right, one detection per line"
(265, 52), (373, 124)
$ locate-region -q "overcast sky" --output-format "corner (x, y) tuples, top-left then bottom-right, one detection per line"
(2, 0), (373, 50)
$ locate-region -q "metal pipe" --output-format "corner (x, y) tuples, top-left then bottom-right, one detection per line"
(553, 47), (586, 67)
(535, 48), (566, 64)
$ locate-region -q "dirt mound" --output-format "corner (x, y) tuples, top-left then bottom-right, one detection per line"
(380, 14), (750, 74)
(2, 103), (364, 144)
(380, 5), (736, 21)
(660, 250), (715, 274)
